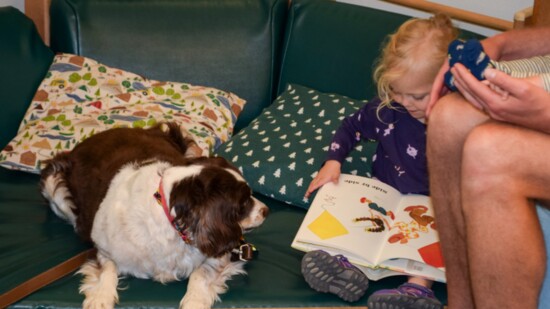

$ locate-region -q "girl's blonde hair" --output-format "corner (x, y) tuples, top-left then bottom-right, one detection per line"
(373, 13), (458, 113)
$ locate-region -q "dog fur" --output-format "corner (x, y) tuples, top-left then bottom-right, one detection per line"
(40, 122), (268, 309)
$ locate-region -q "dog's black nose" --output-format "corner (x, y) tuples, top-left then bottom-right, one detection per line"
(260, 206), (270, 218)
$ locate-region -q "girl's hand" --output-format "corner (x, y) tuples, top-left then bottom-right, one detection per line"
(305, 160), (342, 198)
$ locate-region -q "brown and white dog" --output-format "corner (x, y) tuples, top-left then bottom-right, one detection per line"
(40, 122), (268, 309)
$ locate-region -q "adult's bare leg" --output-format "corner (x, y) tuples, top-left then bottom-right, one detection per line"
(462, 122), (550, 309)
(427, 93), (489, 308)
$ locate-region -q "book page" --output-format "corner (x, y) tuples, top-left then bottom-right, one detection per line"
(376, 195), (446, 282)
(292, 174), (404, 267)
(354, 263), (406, 281)
(377, 258), (446, 282)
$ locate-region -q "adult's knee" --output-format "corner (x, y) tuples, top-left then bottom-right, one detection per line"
(427, 93), (486, 152)
(462, 122), (515, 180)
(428, 93), (466, 136)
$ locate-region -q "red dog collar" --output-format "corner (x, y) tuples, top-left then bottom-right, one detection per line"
(154, 179), (192, 244)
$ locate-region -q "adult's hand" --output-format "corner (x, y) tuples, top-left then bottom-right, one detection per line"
(425, 35), (505, 119)
(451, 64), (550, 133)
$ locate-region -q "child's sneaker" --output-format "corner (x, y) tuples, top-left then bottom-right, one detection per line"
(367, 282), (443, 309)
(301, 250), (368, 302)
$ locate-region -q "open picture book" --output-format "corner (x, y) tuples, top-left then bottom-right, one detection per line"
(292, 174), (446, 282)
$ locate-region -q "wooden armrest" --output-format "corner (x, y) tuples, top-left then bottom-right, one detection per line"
(24, 0), (51, 45)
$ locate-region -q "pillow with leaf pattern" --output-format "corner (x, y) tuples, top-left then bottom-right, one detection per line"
(215, 84), (377, 209)
(0, 53), (245, 173)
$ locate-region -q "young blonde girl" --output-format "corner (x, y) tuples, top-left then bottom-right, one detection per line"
(302, 14), (458, 309)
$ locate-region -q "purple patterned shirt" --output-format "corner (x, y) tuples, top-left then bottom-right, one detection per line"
(327, 97), (428, 195)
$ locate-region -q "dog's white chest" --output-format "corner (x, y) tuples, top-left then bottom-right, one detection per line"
(91, 163), (204, 281)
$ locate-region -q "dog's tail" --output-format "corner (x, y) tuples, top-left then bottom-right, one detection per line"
(159, 122), (202, 158)
(40, 153), (78, 227)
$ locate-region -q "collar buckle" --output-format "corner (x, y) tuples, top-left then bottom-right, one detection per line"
(231, 242), (258, 262)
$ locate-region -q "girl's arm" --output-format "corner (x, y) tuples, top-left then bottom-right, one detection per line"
(325, 103), (377, 163)
(305, 102), (377, 197)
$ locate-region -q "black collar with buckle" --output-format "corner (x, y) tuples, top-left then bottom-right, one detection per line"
(231, 238), (258, 262)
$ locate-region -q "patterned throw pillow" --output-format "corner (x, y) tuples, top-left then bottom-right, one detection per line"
(0, 53), (245, 173)
(215, 84), (377, 209)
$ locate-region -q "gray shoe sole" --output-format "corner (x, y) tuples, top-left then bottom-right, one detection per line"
(301, 250), (368, 302)
(368, 293), (443, 309)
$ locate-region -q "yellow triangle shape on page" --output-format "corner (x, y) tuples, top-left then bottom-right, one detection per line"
(307, 210), (349, 240)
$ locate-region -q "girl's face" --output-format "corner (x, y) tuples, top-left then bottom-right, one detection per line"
(390, 74), (432, 123)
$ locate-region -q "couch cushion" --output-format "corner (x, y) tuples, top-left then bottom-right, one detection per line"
(7, 190), (448, 308)
(0, 168), (90, 299)
(0, 7), (54, 149)
(49, 0), (288, 131)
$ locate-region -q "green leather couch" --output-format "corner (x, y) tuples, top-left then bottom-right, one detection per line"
(1, 0), (548, 308)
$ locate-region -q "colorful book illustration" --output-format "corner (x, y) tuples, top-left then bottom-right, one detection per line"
(291, 174), (445, 282)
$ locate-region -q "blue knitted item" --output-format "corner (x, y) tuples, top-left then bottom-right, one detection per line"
(444, 39), (493, 91)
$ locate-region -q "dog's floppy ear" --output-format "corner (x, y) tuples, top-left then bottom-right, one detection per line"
(169, 167), (252, 257)
(193, 197), (245, 257)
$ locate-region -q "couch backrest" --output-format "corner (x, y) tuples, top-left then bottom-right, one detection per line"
(278, 0), (483, 101)
(277, 0), (411, 101)
(0, 7), (54, 149)
(49, 0), (288, 131)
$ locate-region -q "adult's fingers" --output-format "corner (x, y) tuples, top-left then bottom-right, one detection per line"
(451, 64), (487, 111)
(483, 68), (525, 98)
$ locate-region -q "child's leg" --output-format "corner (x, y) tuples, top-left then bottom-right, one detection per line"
(408, 276), (433, 289)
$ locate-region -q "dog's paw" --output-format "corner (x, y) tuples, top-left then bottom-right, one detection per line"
(79, 259), (119, 309)
(179, 297), (211, 309)
(83, 297), (116, 309)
